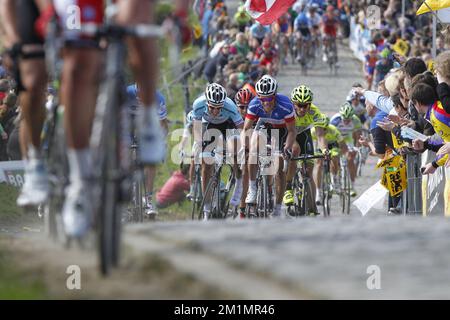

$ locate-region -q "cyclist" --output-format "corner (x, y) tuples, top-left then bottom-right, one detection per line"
(311, 117), (349, 201)
(126, 84), (169, 217)
(364, 44), (378, 90)
(254, 38), (279, 76)
(249, 22), (271, 47)
(241, 75), (296, 217)
(52, 0), (192, 237)
(306, 4), (322, 57)
(293, 10), (312, 64)
(330, 102), (363, 197)
(321, 5), (339, 65)
(346, 87), (368, 126)
(230, 88), (254, 218)
(0, 0), (53, 207)
(272, 13), (292, 65)
(192, 83), (244, 220)
(283, 85), (328, 214)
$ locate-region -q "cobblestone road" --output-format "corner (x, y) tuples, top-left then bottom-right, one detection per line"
(123, 44), (450, 299)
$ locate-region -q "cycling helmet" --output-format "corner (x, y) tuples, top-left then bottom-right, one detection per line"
(205, 83), (227, 106)
(235, 88), (254, 106)
(339, 102), (355, 119)
(255, 75), (278, 96)
(291, 85), (314, 104)
(315, 116), (330, 128)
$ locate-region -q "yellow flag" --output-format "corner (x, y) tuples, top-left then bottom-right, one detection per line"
(392, 39), (409, 57)
(417, 0), (450, 15)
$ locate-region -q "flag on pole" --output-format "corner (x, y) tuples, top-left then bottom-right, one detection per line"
(417, 0), (450, 15)
(245, 0), (297, 25)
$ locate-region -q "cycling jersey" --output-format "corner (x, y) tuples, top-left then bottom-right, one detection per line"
(54, 0), (104, 44)
(192, 95), (243, 126)
(246, 94), (295, 128)
(294, 13), (311, 31)
(322, 13), (338, 37)
(126, 84), (168, 121)
(294, 103), (327, 134)
(277, 15), (291, 33)
(307, 12), (321, 27)
(250, 23), (271, 40)
(330, 114), (362, 143)
(311, 124), (344, 144)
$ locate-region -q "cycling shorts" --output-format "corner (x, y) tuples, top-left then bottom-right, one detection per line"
(298, 28), (311, 39)
(296, 130), (314, 156)
(54, 0), (105, 47)
(201, 121), (236, 155)
(17, 0), (43, 45)
(324, 27), (337, 38)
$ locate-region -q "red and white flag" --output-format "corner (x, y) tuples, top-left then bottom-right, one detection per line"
(245, 0), (297, 25)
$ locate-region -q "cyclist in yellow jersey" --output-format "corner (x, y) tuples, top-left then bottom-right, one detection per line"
(283, 85), (328, 214)
(311, 119), (349, 202)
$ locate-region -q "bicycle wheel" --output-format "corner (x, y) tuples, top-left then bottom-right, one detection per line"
(321, 165), (332, 216)
(91, 44), (125, 275)
(340, 165), (351, 215)
(290, 176), (302, 217)
(198, 172), (220, 220)
(191, 168), (202, 220)
(221, 165), (236, 218)
(44, 106), (68, 240)
(344, 166), (351, 215)
(256, 175), (268, 218)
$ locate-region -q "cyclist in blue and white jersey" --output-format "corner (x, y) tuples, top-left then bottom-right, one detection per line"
(241, 75), (296, 217)
(127, 83), (169, 217)
(293, 11), (312, 63)
(192, 83), (244, 220)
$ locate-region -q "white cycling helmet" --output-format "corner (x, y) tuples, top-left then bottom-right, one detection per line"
(205, 83), (227, 106)
(255, 75), (278, 96)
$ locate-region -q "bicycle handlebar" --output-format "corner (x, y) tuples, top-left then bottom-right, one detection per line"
(290, 154), (325, 161)
(81, 23), (164, 39)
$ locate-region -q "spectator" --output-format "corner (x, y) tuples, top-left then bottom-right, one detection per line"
(0, 57), (6, 79)
(403, 57), (427, 80)
(226, 73), (240, 100)
(374, 49), (394, 89)
(232, 32), (250, 59)
(156, 165), (191, 209)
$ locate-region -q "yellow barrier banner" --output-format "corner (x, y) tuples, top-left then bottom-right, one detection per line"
(378, 154), (407, 197)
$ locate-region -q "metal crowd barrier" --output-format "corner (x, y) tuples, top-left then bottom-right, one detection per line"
(401, 152), (423, 215)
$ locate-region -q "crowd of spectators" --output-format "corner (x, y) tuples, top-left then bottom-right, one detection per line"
(0, 58), (20, 162)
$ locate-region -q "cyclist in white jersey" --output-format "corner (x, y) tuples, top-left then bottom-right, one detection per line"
(330, 102), (362, 197)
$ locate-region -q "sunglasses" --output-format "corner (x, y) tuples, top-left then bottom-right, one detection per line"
(259, 96), (275, 103)
(208, 104), (223, 110)
(237, 105), (248, 109)
(295, 103), (310, 109)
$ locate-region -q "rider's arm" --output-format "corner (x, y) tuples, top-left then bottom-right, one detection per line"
(315, 127), (328, 151)
(353, 129), (362, 146)
(240, 117), (254, 151)
(338, 141), (349, 155)
(285, 120), (296, 152)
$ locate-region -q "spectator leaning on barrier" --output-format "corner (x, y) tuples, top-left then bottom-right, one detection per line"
(410, 83), (450, 175)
